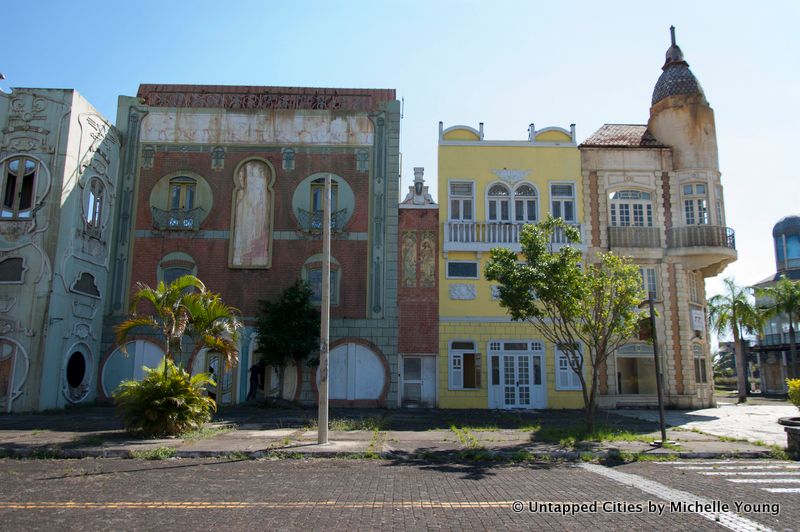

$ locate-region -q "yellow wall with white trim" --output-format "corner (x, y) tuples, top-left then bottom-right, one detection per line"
(438, 321), (587, 409)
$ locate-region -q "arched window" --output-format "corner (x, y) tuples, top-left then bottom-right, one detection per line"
(303, 254), (340, 306)
(487, 183), (510, 222)
(514, 184), (537, 222)
(609, 190), (653, 227)
(1, 156), (38, 219)
(311, 177), (339, 216)
(158, 252), (197, 285)
(85, 178), (105, 236)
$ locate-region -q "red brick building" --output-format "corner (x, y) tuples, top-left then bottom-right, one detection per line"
(398, 168), (438, 406)
(100, 84), (401, 406)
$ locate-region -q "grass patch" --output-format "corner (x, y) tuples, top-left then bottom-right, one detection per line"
(604, 449), (680, 463)
(534, 424), (652, 447)
(767, 445), (790, 460)
(30, 429), (49, 436)
(221, 451), (251, 461)
(450, 425), (483, 449)
(306, 416), (385, 432)
(131, 447), (177, 460)
(181, 425), (236, 440)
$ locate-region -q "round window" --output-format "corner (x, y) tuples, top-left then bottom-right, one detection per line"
(66, 351), (86, 389)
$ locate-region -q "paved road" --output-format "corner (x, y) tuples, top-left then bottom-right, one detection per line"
(0, 457), (795, 531)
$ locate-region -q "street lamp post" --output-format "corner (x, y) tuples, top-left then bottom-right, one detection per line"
(648, 293), (670, 446)
(317, 174), (331, 444)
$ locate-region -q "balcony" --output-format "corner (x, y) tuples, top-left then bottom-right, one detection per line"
(443, 221), (581, 253)
(151, 207), (204, 231)
(607, 226), (661, 248)
(667, 225), (735, 249)
(756, 333), (796, 348)
(665, 225), (737, 275)
(296, 208), (348, 234)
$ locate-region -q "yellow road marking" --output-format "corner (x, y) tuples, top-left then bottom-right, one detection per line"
(0, 501), (517, 510)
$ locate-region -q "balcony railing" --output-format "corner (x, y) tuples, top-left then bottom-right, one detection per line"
(443, 221), (581, 252)
(757, 332), (796, 347)
(608, 226), (661, 248)
(297, 208), (348, 233)
(667, 225), (735, 249)
(151, 207), (204, 230)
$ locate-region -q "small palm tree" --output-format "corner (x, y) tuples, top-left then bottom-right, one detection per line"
(115, 275), (242, 376)
(708, 278), (763, 403)
(115, 275), (206, 363)
(185, 291), (243, 373)
(756, 275), (800, 379)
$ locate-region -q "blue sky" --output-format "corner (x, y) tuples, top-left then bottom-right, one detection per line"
(3, 0), (798, 302)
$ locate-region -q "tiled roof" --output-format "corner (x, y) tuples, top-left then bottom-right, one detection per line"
(580, 124), (668, 148)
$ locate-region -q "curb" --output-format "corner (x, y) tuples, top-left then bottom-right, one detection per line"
(0, 446), (779, 461)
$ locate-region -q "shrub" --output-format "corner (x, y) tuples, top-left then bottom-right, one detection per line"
(114, 358), (217, 437)
(788, 379), (800, 412)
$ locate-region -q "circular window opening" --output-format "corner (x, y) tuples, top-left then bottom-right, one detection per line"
(66, 351), (87, 389)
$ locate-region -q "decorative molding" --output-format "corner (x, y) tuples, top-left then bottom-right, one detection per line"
(449, 283), (477, 300)
(72, 300), (98, 320)
(492, 169), (530, 184)
(0, 319), (35, 337)
(0, 296), (16, 313)
(137, 86), (394, 112)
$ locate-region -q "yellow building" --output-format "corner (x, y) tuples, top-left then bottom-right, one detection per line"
(437, 122), (586, 409)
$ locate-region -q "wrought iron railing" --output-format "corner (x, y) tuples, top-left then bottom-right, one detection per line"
(666, 225), (735, 249)
(151, 207), (204, 230)
(296, 208), (348, 233)
(607, 226), (661, 248)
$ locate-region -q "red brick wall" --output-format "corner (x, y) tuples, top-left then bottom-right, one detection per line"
(397, 208), (438, 354)
(129, 149), (371, 318)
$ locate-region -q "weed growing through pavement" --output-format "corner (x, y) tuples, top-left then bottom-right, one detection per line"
(131, 447), (177, 460)
(181, 425), (236, 440)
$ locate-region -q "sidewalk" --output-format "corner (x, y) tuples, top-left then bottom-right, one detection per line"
(614, 401), (798, 447)
(0, 404), (786, 461)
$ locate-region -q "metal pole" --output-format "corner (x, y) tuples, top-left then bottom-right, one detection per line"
(650, 294), (668, 445)
(317, 174), (331, 444)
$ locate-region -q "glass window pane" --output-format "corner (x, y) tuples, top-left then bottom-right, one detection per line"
(451, 199), (460, 220)
(564, 201), (574, 222)
(463, 200), (473, 220)
(171, 185), (181, 210)
(447, 262), (478, 278)
(404, 357), (422, 380)
(500, 201), (509, 220)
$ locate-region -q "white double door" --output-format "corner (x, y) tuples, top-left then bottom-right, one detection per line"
(490, 353), (545, 409)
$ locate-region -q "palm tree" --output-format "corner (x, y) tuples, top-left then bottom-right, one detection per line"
(185, 291), (243, 374)
(708, 278), (763, 403)
(115, 275), (242, 378)
(756, 275), (800, 379)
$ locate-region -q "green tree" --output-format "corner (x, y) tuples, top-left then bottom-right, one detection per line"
(707, 278), (763, 403)
(485, 216), (645, 432)
(254, 280), (320, 399)
(756, 275), (800, 379)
